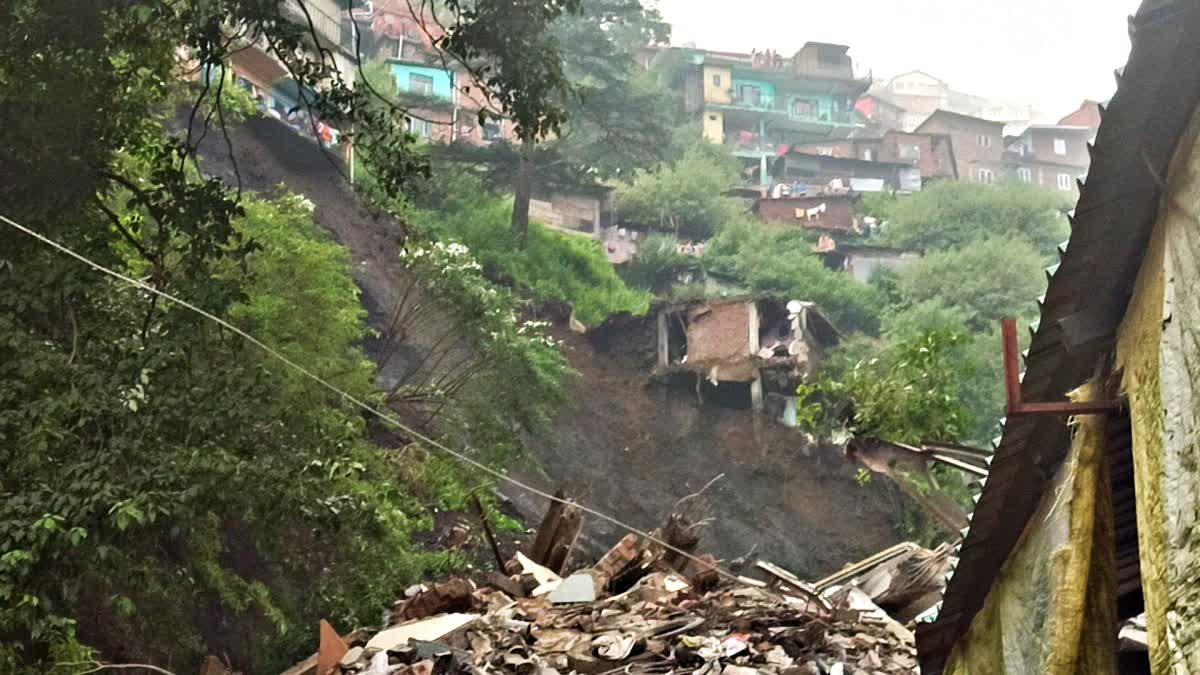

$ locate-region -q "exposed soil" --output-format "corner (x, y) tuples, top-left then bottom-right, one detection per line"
(509, 326), (906, 579)
(182, 113), (473, 393)
(188, 115), (905, 580)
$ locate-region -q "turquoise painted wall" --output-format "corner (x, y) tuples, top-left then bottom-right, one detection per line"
(784, 93), (854, 123)
(730, 77), (776, 109)
(389, 62), (454, 100)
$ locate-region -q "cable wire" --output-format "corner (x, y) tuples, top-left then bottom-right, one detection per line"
(2, 212), (760, 588)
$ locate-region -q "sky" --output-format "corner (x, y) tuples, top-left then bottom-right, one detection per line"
(653, 0), (1139, 120)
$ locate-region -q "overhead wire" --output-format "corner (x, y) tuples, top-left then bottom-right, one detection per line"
(1, 211), (763, 590)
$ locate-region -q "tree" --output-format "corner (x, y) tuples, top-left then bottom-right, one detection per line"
(879, 181), (1071, 254)
(616, 131), (745, 239)
(896, 234), (1047, 331)
(433, 0), (680, 245)
(702, 218), (885, 334)
(0, 0), (587, 667)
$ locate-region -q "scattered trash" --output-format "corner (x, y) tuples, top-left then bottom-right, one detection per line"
(283, 502), (924, 675)
(548, 574), (597, 604)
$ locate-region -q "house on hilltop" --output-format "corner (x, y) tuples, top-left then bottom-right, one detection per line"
(913, 110), (1006, 185)
(651, 42), (871, 187)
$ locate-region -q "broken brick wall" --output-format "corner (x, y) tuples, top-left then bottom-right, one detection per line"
(685, 302), (757, 381)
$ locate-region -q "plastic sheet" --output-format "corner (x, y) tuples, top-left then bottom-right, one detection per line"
(942, 381), (1116, 675)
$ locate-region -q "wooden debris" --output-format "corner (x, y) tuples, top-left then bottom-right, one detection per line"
(528, 488), (583, 574)
(317, 619), (349, 675)
(391, 578), (477, 624)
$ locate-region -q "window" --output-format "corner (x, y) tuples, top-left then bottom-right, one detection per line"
(408, 117), (432, 138)
(1053, 138), (1067, 155)
(712, 74), (722, 87)
(1057, 173), (1074, 191)
(791, 99), (818, 118)
(408, 73), (435, 97)
(863, 148), (875, 161)
(898, 144), (921, 161)
(977, 134), (992, 148)
(817, 146), (834, 157)
(1017, 167), (1032, 183)
(736, 84), (762, 107)
(482, 121), (502, 141)
(977, 168), (995, 184)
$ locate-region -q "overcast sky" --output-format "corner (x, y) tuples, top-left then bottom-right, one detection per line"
(654, 0), (1138, 119)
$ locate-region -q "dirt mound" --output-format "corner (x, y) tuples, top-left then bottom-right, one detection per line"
(510, 329), (905, 579)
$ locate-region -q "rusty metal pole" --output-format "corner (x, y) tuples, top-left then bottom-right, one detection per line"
(1000, 318), (1119, 416)
(1001, 318), (1023, 413)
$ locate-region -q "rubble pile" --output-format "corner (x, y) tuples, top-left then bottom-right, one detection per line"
(282, 496), (929, 675)
(297, 558), (918, 675)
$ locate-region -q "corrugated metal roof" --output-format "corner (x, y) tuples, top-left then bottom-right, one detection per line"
(915, 1), (1200, 671)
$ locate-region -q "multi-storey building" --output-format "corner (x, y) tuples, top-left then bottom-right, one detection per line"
(656, 42), (871, 185)
(913, 110), (1007, 184)
(226, 0), (358, 120)
(1004, 124), (1092, 194)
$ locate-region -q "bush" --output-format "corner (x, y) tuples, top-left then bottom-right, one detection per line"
(410, 176), (650, 327)
(621, 233), (701, 293)
(702, 219), (885, 334)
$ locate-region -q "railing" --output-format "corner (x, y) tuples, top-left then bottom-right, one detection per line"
(282, 0), (349, 54)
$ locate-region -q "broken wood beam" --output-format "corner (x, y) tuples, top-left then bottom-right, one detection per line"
(528, 488), (582, 575)
(471, 494), (507, 573)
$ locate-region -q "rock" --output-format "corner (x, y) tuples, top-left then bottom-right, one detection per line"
(340, 646), (365, 667)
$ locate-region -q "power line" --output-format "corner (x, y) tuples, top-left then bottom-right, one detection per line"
(2, 212), (756, 588)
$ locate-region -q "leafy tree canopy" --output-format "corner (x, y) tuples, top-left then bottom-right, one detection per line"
(616, 130), (745, 239)
(896, 234), (1046, 332)
(878, 181), (1071, 254)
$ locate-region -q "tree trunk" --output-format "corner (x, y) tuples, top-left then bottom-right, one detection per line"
(511, 144), (533, 249)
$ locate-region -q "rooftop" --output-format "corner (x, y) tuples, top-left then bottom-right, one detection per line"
(916, 1), (1200, 671)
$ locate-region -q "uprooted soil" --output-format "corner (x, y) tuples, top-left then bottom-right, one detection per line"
(188, 114), (905, 579)
(509, 327), (906, 578)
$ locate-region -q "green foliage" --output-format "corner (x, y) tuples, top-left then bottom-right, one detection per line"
(881, 181), (1071, 254)
(703, 219), (884, 333)
(896, 234), (1046, 331)
(0, 182), (466, 671)
(621, 233), (701, 293)
(409, 174), (650, 326)
(398, 240), (571, 428)
(616, 132), (745, 239)
(797, 331), (971, 444)
(1, 0), (598, 668)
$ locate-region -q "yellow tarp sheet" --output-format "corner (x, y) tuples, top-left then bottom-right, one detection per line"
(942, 381), (1117, 675)
(1116, 104), (1200, 674)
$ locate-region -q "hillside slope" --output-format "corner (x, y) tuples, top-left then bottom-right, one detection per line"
(510, 327), (904, 578)
(190, 114), (904, 578)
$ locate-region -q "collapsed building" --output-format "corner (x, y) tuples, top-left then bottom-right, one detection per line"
(650, 297), (839, 420)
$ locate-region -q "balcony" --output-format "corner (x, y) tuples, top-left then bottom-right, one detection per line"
(281, 0), (352, 55)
